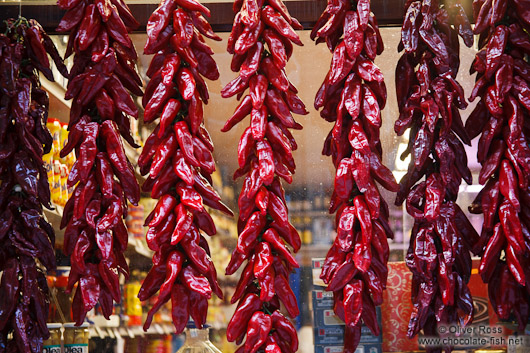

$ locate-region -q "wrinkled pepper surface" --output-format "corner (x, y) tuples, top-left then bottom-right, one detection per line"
(0, 18), (64, 352)
(222, 0), (307, 350)
(57, 0), (142, 325)
(468, 0), (530, 332)
(395, 0), (478, 350)
(138, 0), (232, 334)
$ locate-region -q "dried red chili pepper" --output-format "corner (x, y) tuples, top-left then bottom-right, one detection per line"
(57, 0), (142, 326)
(312, 1), (401, 351)
(0, 18), (66, 351)
(394, 0), (478, 347)
(469, 0), (530, 331)
(138, 0), (232, 333)
(223, 0), (306, 350)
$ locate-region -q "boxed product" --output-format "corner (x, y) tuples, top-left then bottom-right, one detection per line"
(314, 343), (382, 353)
(313, 325), (382, 345)
(381, 262), (418, 352)
(311, 258), (327, 288)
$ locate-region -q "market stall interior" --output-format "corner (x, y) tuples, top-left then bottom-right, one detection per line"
(0, 0), (529, 352)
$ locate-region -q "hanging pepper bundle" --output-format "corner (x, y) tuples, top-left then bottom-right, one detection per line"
(395, 0), (479, 345)
(56, 0), (142, 325)
(137, 0), (234, 334)
(466, 0), (530, 331)
(312, 1), (398, 351)
(221, 0), (307, 351)
(0, 18), (66, 352)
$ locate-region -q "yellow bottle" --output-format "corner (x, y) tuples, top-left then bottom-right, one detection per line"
(59, 122), (69, 164)
(47, 118), (62, 160)
(42, 153), (54, 192)
(60, 164), (69, 207)
(51, 160), (62, 206)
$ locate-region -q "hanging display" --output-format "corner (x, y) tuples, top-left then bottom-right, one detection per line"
(467, 0), (530, 331)
(312, 0), (398, 351)
(395, 0), (479, 347)
(221, 0), (307, 351)
(0, 18), (66, 351)
(56, 0), (143, 325)
(137, 0), (234, 333)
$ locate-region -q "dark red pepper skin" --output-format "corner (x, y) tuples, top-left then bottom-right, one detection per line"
(138, 0), (232, 334)
(312, 1), (406, 352)
(57, 0), (143, 327)
(0, 19), (67, 350)
(393, 0), (479, 345)
(469, 0), (530, 332)
(222, 0), (307, 350)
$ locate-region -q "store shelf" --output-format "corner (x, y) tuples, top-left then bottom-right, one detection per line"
(88, 320), (176, 339)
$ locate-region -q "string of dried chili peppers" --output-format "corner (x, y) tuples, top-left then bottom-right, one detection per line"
(0, 18), (67, 352)
(467, 0), (530, 331)
(312, 1), (398, 352)
(56, 0), (142, 325)
(395, 0), (479, 348)
(221, 0), (307, 351)
(137, 0), (234, 333)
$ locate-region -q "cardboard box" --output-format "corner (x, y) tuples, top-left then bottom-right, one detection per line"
(313, 325), (382, 345)
(312, 258), (327, 288)
(312, 290), (334, 310)
(314, 343), (382, 353)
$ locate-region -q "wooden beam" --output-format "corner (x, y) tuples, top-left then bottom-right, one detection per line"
(1, 0), (411, 33)
(1, 0), (475, 33)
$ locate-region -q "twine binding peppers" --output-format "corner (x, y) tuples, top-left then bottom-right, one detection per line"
(222, 0), (307, 351)
(312, 1), (398, 352)
(138, 0), (234, 334)
(0, 18), (66, 352)
(395, 0), (479, 350)
(468, 0), (530, 331)
(56, 0), (142, 325)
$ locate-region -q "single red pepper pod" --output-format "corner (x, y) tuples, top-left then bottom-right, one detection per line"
(177, 67), (196, 100)
(250, 106), (267, 141)
(245, 311), (272, 353)
(150, 133), (178, 178)
(174, 9), (194, 48)
(158, 99), (182, 138)
(148, 194), (178, 228)
(274, 273), (299, 318)
(180, 265), (212, 299)
(226, 293), (262, 342)
(343, 279), (363, 327)
(174, 120), (200, 167)
(256, 140), (275, 185)
(161, 53), (181, 85)
(253, 242), (273, 280)
(262, 228), (298, 268)
(176, 182), (204, 211)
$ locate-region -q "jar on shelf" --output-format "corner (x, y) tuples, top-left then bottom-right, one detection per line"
(63, 323), (89, 353)
(176, 323), (222, 353)
(43, 323), (62, 353)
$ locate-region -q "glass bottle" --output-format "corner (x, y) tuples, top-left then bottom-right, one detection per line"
(176, 324), (222, 353)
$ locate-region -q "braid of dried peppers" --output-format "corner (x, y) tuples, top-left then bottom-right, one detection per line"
(57, 0), (142, 325)
(395, 0), (478, 347)
(0, 18), (66, 351)
(138, 0), (234, 333)
(467, 0), (530, 331)
(222, 0), (307, 351)
(312, 1), (398, 352)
